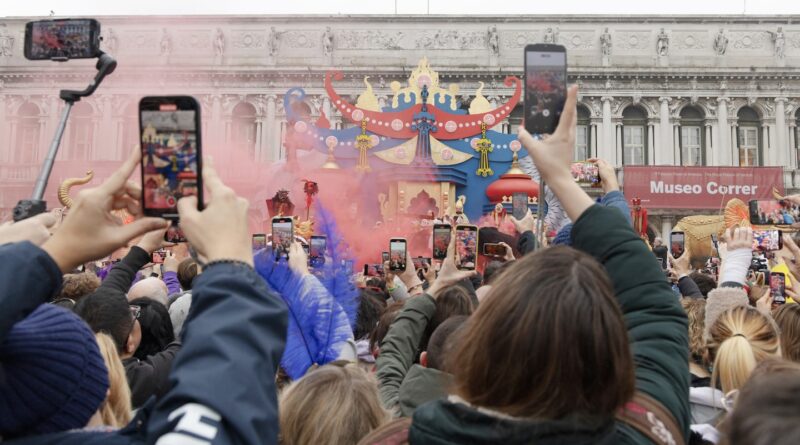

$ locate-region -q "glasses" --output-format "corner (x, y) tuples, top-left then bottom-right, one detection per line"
(129, 305), (141, 320)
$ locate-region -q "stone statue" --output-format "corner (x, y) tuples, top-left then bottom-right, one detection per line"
(543, 27), (558, 44)
(600, 28), (612, 56)
(0, 31), (14, 57)
(322, 27), (334, 56)
(213, 28), (225, 57)
(487, 25), (499, 55)
(713, 28), (728, 56)
(160, 28), (171, 56)
(267, 26), (280, 57)
(772, 27), (786, 59)
(656, 28), (669, 57)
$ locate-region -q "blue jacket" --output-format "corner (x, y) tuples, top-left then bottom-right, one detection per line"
(1, 242), (288, 445)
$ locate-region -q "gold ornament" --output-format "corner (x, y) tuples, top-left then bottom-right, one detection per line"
(355, 119), (373, 172)
(474, 122), (493, 177)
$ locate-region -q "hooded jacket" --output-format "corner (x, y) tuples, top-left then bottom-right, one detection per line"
(407, 205), (690, 445)
(397, 365), (452, 418)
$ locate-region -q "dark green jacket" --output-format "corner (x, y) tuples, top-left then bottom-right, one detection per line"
(409, 204), (690, 444)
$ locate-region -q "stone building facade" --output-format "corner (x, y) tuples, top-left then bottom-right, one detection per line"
(0, 15), (799, 234)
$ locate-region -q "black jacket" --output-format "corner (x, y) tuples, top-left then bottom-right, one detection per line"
(2, 242), (288, 445)
(123, 341), (180, 408)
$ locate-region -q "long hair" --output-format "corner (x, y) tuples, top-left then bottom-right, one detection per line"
(279, 364), (388, 445)
(129, 297), (175, 360)
(774, 304), (800, 362)
(707, 306), (779, 394)
(95, 333), (132, 427)
(681, 298), (707, 365)
(449, 245), (635, 419)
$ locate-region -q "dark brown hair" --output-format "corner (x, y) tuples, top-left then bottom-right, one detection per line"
(774, 304), (800, 363)
(419, 285), (474, 352)
(177, 258), (198, 291)
(57, 272), (101, 302)
(426, 315), (468, 371)
(449, 245), (635, 419)
(369, 300), (404, 354)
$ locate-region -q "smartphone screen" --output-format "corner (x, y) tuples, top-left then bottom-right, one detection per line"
(749, 199), (786, 225)
(310, 235), (327, 267)
(771, 272), (787, 304)
(140, 97), (203, 226)
(524, 44), (567, 135)
(382, 251), (390, 263)
(670, 232), (685, 258)
(483, 243), (506, 257)
(570, 162), (600, 186)
(151, 249), (167, 264)
(433, 224), (452, 261)
(25, 19), (101, 60)
(512, 192), (528, 220)
(252, 234), (267, 252)
(272, 217), (294, 260)
(455, 225), (479, 270)
(753, 229), (783, 251)
(389, 238), (407, 271)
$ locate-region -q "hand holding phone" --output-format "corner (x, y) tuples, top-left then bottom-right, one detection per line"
(524, 44), (567, 135)
(771, 272), (787, 305)
(753, 229), (783, 252)
(272, 217), (294, 261)
(749, 199), (789, 225)
(309, 235), (327, 267)
(670, 231), (685, 258)
(389, 238), (407, 272)
(455, 225), (479, 270)
(432, 224), (451, 261)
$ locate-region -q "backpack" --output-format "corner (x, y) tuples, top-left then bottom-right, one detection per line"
(617, 391), (686, 445)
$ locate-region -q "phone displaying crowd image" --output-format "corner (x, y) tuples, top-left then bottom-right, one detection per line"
(432, 224), (452, 261)
(524, 44), (567, 135)
(753, 229), (783, 252)
(272, 217), (294, 261)
(570, 162), (600, 187)
(151, 249), (167, 264)
(24, 18), (101, 61)
(748, 199), (788, 225)
(670, 231), (685, 258)
(309, 235), (327, 267)
(382, 252), (390, 263)
(771, 272), (787, 305)
(512, 193), (528, 220)
(252, 234), (267, 253)
(455, 225), (479, 270)
(139, 96), (202, 243)
(483, 243), (506, 257)
(389, 238), (407, 272)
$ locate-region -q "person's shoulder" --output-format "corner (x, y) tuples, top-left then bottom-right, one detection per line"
(2, 431), (135, 445)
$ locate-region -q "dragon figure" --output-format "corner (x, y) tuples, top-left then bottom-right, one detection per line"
(58, 170), (133, 224)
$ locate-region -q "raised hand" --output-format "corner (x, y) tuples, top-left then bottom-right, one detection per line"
(428, 233), (477, 298)
(0, 212), (57, 247)
(509, 208), (536, 234)
(287, 242), (310, 276)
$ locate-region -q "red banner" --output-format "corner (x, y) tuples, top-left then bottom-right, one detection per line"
(622, 166), (785, 210)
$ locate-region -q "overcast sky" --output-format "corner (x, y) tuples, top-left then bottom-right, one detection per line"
(2, 0), (800, 17)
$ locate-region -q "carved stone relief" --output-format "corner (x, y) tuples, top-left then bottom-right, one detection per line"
(501, 31), (540, 49)
(729, 32), (769, 50)
(175, 30), (212, 50)
(560, 31), (596, 50)
(121, 31), (160, 54)
(616, 31), (651, 50)
(336, 31), (405, 50)
(673, 31), (707, 50)
(414, 30), (486, 50)
(231, 30), (267, 49)
(283, 31), (319, 49)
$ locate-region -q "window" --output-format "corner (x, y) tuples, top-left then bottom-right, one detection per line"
(622, 106), (648, 165)
(575, 106), (591, 160)
(737, 107), (761, 167)
(15, 103), (40, 163)
(68, 102), (94, 161)
(679, 106), (705, 166)
(231, 102), (258, 158)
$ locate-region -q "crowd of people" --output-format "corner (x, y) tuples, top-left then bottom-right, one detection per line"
(2, 85), (800, 445)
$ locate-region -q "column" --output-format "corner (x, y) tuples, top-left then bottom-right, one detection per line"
(211, 95), (222, 150)
(704, 123), (713, 166)
(762, 123), (770, 166)
(673, 124), (680, 166)
(615, 123), (623, 163)
(601, 96), (613, 162)
(0, 96), (6, 163)
(661, 216), (674, 242)
(647, 121), (655, 164)
(659, 97), (674, 165)
(716, 98), (730, 165)
(590, 121), (599, 158)
(730, 123), (738, 166)
(254, 118), (263, 161)
(264, 95), (276, 160)
(100, 97), (114, 160)
(790, 124), (797, 169)
(776, 97), (788, 166)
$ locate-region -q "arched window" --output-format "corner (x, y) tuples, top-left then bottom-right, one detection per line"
(575, 105), (591, 161)
(15, 103), (41, 163)
(67, 102), (94, 161)
(622, 106), (648, 165)
(737, 106), (761, 167)
(679, 106), (705, 166)
(231, 102), (257, 157)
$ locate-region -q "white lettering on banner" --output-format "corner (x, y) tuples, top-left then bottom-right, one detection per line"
(649, 180), (758, 196)
(155, 403), (222, 445)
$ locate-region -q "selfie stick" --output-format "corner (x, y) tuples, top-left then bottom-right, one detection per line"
(13, 52), (117, 221)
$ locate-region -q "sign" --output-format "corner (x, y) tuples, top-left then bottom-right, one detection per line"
(622, 166), (784, 210)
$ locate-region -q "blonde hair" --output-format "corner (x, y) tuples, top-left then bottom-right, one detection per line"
(774, 304), (800, 362)
(707, 306), (779, 393)
(279, 364), (388, 445)
(681, 298), (707, 364)
(95, 333), (132, 427)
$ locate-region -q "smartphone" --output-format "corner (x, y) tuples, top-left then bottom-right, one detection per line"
(524, 44), (567, 135)
(433, 224), (452, 261)
(140, 96), (203, 242)
(749, 199), (786, 225)
(389, 238), (407, 271)
(309, 235), (327, 267)
(753, 229), (783, 252)
(382, 251), (390, 263)
(151, 249), (167, 264)
(483, 243), (506, 257)
(272, 216), (294, 261)
(455, 225), (479, 270)
(24, 18), (101, 61)
(252, 234), (267, 252)
(670, 231), (685, 258)
(412, 257), (432, 270)
(364, 264), (385, 277)
(771, 272), (787, 304)
(512, 192), (528, 220)
(570, 162), (600, 186)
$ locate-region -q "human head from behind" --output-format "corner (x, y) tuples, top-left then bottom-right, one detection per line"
(681, 298), (707, 366)
(93, 333), (132, 428)
(369, 300), (404, 358)
(0, 304), (109, 438)
(75, 293), (141, 359)
(127, 277), (169, 307)
(706, 306), (779, 394)
(279, 363), (388, 445)
(419, 284), (474, 353)
(774, 304), (800, 362)
(421, 315), (467, 371)
(177, 257), (199, 291)
(128, 297), (175, 360)
(448, 245), (635, 418)
(56, 271), (101, 303)
(690, 271), (717, 297)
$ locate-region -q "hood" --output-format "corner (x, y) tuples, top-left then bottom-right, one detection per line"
(689, 387), (724, 408)
(409, 399), (616, 445)
(398, 365), (452, 417)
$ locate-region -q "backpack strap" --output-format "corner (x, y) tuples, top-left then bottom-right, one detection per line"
(616, 391), (685, 445)
(357, 417), (412, 445)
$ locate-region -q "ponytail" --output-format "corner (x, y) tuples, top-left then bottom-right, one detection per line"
(712, 335), (758, 394)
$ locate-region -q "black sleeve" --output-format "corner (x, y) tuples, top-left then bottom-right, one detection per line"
(98, 246), (151, 296)
(516, 231), (536, 256)
(125, 342), (181, 408)
(677, 276), (703, 298)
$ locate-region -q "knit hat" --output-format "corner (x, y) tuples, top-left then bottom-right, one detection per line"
(0, 304), (109, 438)
(552, 223), (574, 246)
